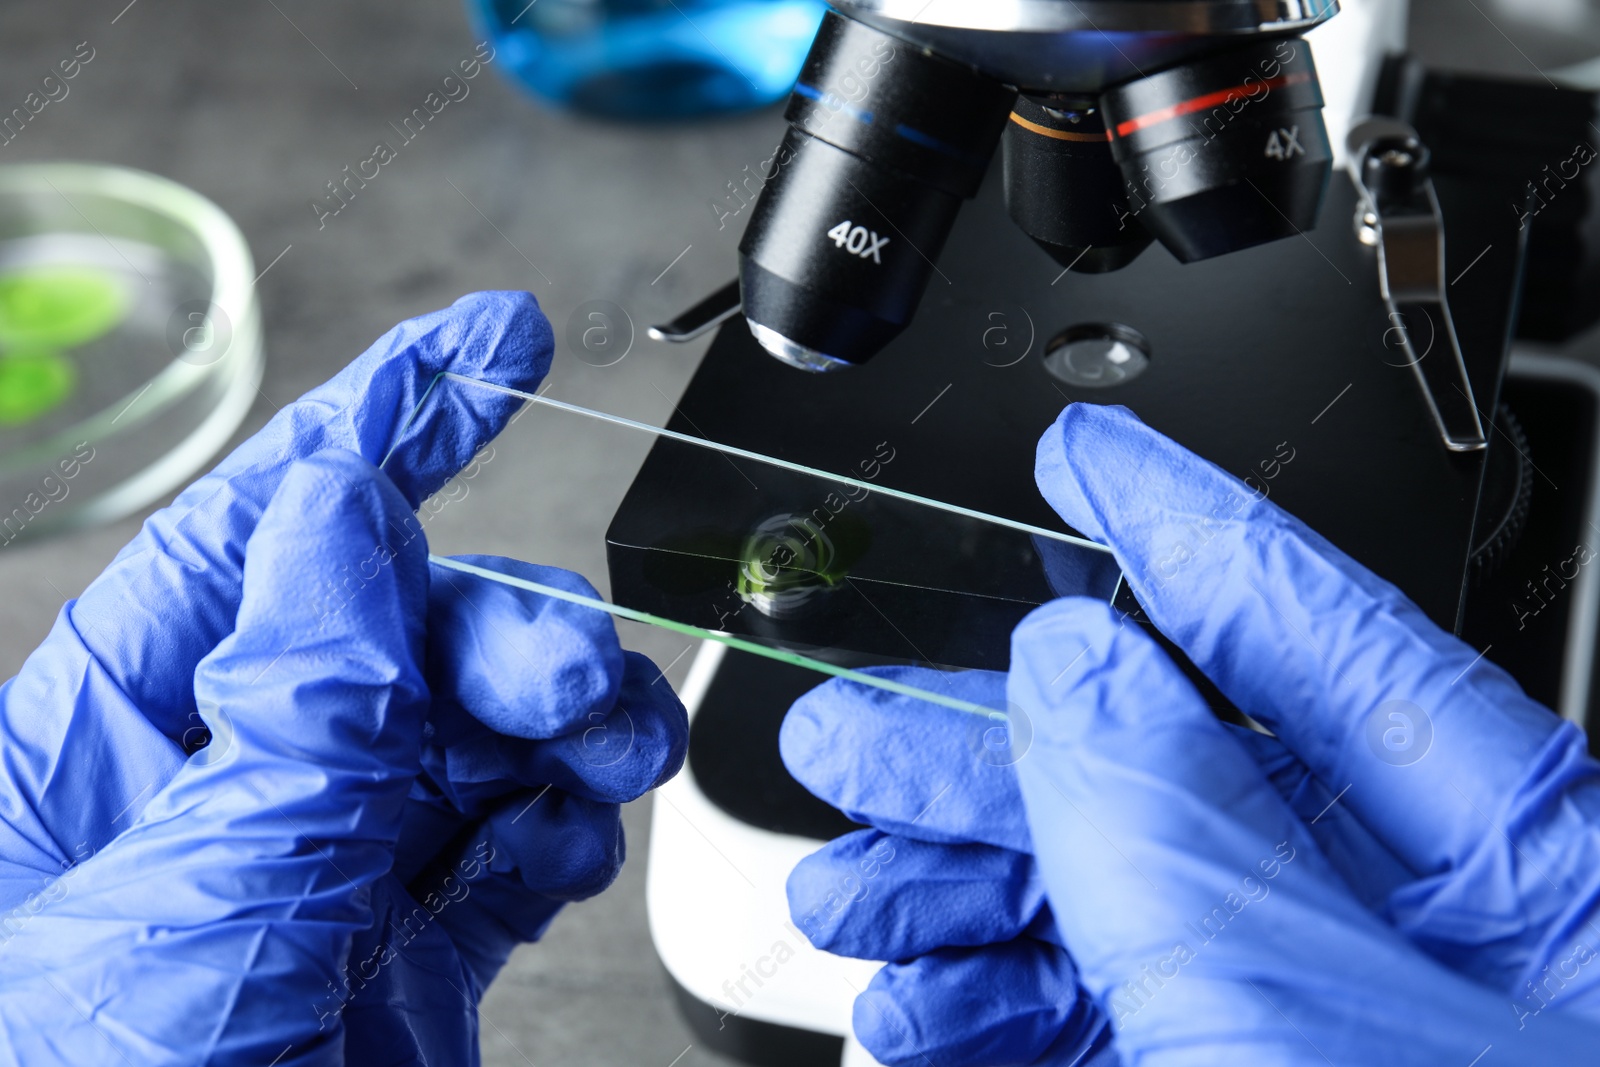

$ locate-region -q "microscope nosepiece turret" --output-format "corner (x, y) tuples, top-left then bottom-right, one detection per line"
(738, 2), (1338, 372)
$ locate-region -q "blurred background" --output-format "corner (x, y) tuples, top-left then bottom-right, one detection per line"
(1, 1), (1599, 1064)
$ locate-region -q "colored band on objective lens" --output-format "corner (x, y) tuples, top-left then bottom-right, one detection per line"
(1007, 111), (1112, 143)
(1114, 71), (1311, 138)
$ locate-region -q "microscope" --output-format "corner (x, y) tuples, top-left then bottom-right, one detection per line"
(612, 2), (1600, 1063)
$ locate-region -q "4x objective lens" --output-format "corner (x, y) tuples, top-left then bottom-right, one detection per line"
(1101, 37), (1331, 263)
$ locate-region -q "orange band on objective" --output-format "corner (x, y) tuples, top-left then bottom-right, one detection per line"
(1008, 111), (1112, 143)
(1114, 71), (1310, 138)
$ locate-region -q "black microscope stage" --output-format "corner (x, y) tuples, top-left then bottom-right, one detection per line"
(609, 166), (1523, 673)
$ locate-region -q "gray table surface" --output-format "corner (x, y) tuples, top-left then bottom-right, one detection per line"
(0, 2), (1593, 1066)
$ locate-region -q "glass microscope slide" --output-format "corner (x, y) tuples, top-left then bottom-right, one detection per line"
(381, 371), (1123, 718)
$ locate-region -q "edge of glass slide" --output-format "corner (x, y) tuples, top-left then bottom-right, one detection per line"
(384, 371), (1123, 718)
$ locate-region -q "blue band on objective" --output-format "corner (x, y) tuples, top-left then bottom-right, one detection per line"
(893, 122), (980, 162)
(793, 82), (874, 124)
(792, 83), (980, 164)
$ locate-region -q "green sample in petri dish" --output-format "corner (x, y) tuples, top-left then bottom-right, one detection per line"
(0, 265), (128, 426)
(0, 350), (77, 425)
(0, 265), (127, 349)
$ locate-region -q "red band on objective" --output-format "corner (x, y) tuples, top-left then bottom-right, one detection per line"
(1114, 71), (1310, 139)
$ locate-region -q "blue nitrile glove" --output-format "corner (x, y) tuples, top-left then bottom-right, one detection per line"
(783, 402), (1600, 1065)
(0, 292), (688, 1066)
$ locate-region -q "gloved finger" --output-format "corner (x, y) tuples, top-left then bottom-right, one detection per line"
(778, 668), (1408, 881)
(404, 647), (685, 871)
(1223, 723), (1413, 914)
(778, 663), (1412, 924)
(69, 291), (550, 745)
(0, 294), (548, 891)
(853, 942), (1103, 1067)
(0, 450), (433, 1065)
(1035, 403), (1600, 993)
(335, 874), (483, 1059)
(1009, 596), (1536, 1062)
(404, 786), (624, 990)
(789, 829), (1051, 960)
(393, 640), (681, 891)
(475, 649), (685, 801)
(780, 667), (1033, 851)
(1032, 1020), (1120, 1066)
(424, 651), (687, 808)
(426, 556), (624, 741)
(389, 558), (683, 883)
(787, 744), (1407, 969)
(424, 556), (687, 802)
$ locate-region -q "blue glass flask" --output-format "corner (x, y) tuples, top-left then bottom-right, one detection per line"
(468, 0), (828, 120)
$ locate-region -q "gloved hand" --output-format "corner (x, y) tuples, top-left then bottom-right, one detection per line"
(783, 402), (1600, 1065)
(0, 292), (688, 1066)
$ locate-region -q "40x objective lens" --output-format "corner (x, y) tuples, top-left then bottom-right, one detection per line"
(738, 11), (1015, 371)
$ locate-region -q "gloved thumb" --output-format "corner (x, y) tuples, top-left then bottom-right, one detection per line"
(0, 450), (433, 1065)
(1007, 597), (1596, 1064)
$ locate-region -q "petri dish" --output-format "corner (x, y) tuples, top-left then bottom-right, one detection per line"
(0, 163), (262, 544)
(382, 372), (1123, 716)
